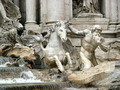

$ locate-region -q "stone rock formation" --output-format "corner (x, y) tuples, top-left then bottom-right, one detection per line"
(0, 0), (38, 62)
(0, 0), (23, 49)
(96, 39), (120, 61)
(6, 43), (36, 61)
(68, 62), (115, 85)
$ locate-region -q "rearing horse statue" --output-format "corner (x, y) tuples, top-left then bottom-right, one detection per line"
(40, 21), (73, 72)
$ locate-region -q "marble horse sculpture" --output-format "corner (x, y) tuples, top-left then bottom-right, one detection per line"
(40, 21), (73, 72)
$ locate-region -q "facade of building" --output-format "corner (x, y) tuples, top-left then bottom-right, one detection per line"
(13, 0), (120, 29)
(12, 0), (120, 49)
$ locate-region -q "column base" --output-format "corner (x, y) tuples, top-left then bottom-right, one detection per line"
(117, 30), (120, 38)
(109, 22), (119, 30)
(117, 24), (120, 30)
(117, 25), (120, 37)
(108, 25), (117, 30)
(25, 23), (42, 35)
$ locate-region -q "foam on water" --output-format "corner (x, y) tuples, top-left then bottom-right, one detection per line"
(0, 70), (56, 84)
(0, 71), (43, 84)
(0, 61), (25, 67)
(0, 62), (12, 67)
(0, 78), (43, 84)
(20, 71), (37, 79)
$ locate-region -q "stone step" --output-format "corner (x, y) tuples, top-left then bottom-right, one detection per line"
(69, 18), (109, 30)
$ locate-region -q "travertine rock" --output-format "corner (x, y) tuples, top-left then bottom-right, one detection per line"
(68, 62), (115, 85)
(91, 61), (120, 88)
(0, 0), (23, 31)
(0, 0), (23, 56)
(7, 44), (36, 61)
(108, 40), (120, 60)
(96, 39), (120, 61)
(0, 29), (21, 56)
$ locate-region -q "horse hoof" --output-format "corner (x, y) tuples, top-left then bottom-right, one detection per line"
(58, 68), (64, 73)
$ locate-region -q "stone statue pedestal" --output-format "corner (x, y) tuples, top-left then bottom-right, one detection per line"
(70, 13), (109, 30)
(77, 13), (103, 18)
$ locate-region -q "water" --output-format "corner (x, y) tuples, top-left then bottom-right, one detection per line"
(0, 78), (43, 84)
(0, 67), (63, 90)
(0, 56), (26, 67)
(0, 56), (64, 90)
(0, 70), (42, 84)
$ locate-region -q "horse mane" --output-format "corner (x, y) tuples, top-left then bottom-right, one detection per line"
(41, 21), (68, 41)
(41, 22), (60, 39)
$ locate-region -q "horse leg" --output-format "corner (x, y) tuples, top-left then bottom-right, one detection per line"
(66, 52), (73, 68)
(80, 52), (92, 69)
(54, 55), (64, 72)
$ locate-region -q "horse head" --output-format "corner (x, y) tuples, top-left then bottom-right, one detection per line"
(53, 21), (69, 42)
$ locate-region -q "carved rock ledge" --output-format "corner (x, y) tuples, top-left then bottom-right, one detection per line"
(68, 62), (115, 85)
(7, 44), (36, 61)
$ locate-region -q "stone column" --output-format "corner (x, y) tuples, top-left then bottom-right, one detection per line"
(103, 0), (110, 19)
(69, 0), (73, 19)
(40, 0), (72, 26)
(25, 0), (40, 32)
(117, 0), (120, 37)
(64, 0), (73, 20)
(40, 0), (47, 26)
(26, 0), (36, 23)
(47, 0), (65, 23)
(110, 0), (118, 22)
(109, 0), (118, 30)
(118, 0), (120, 24)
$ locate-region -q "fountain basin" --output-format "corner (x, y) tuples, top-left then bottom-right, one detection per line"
(0, 82), (65, 90)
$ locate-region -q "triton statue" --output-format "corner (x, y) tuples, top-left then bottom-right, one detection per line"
(68, 25), (108, 70)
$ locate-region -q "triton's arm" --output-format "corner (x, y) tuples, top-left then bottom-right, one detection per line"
(68, 26), (89, 35)
(98, 37), (109, 52)
(99, 44), (108, 52)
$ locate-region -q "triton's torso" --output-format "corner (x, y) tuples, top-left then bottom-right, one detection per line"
(81, 33), (98, 53)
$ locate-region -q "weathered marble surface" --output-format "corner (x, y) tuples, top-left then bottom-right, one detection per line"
(69, 18), (109, 30)
(6, 43), (36, 61)
(96, 39), (120, 61)
(38, 21), (73, 72)
(68, 25), (109, 70)
(0, 0), (37, 63)
(68, 62), (115, 85)
(73, 0), (100, 17)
